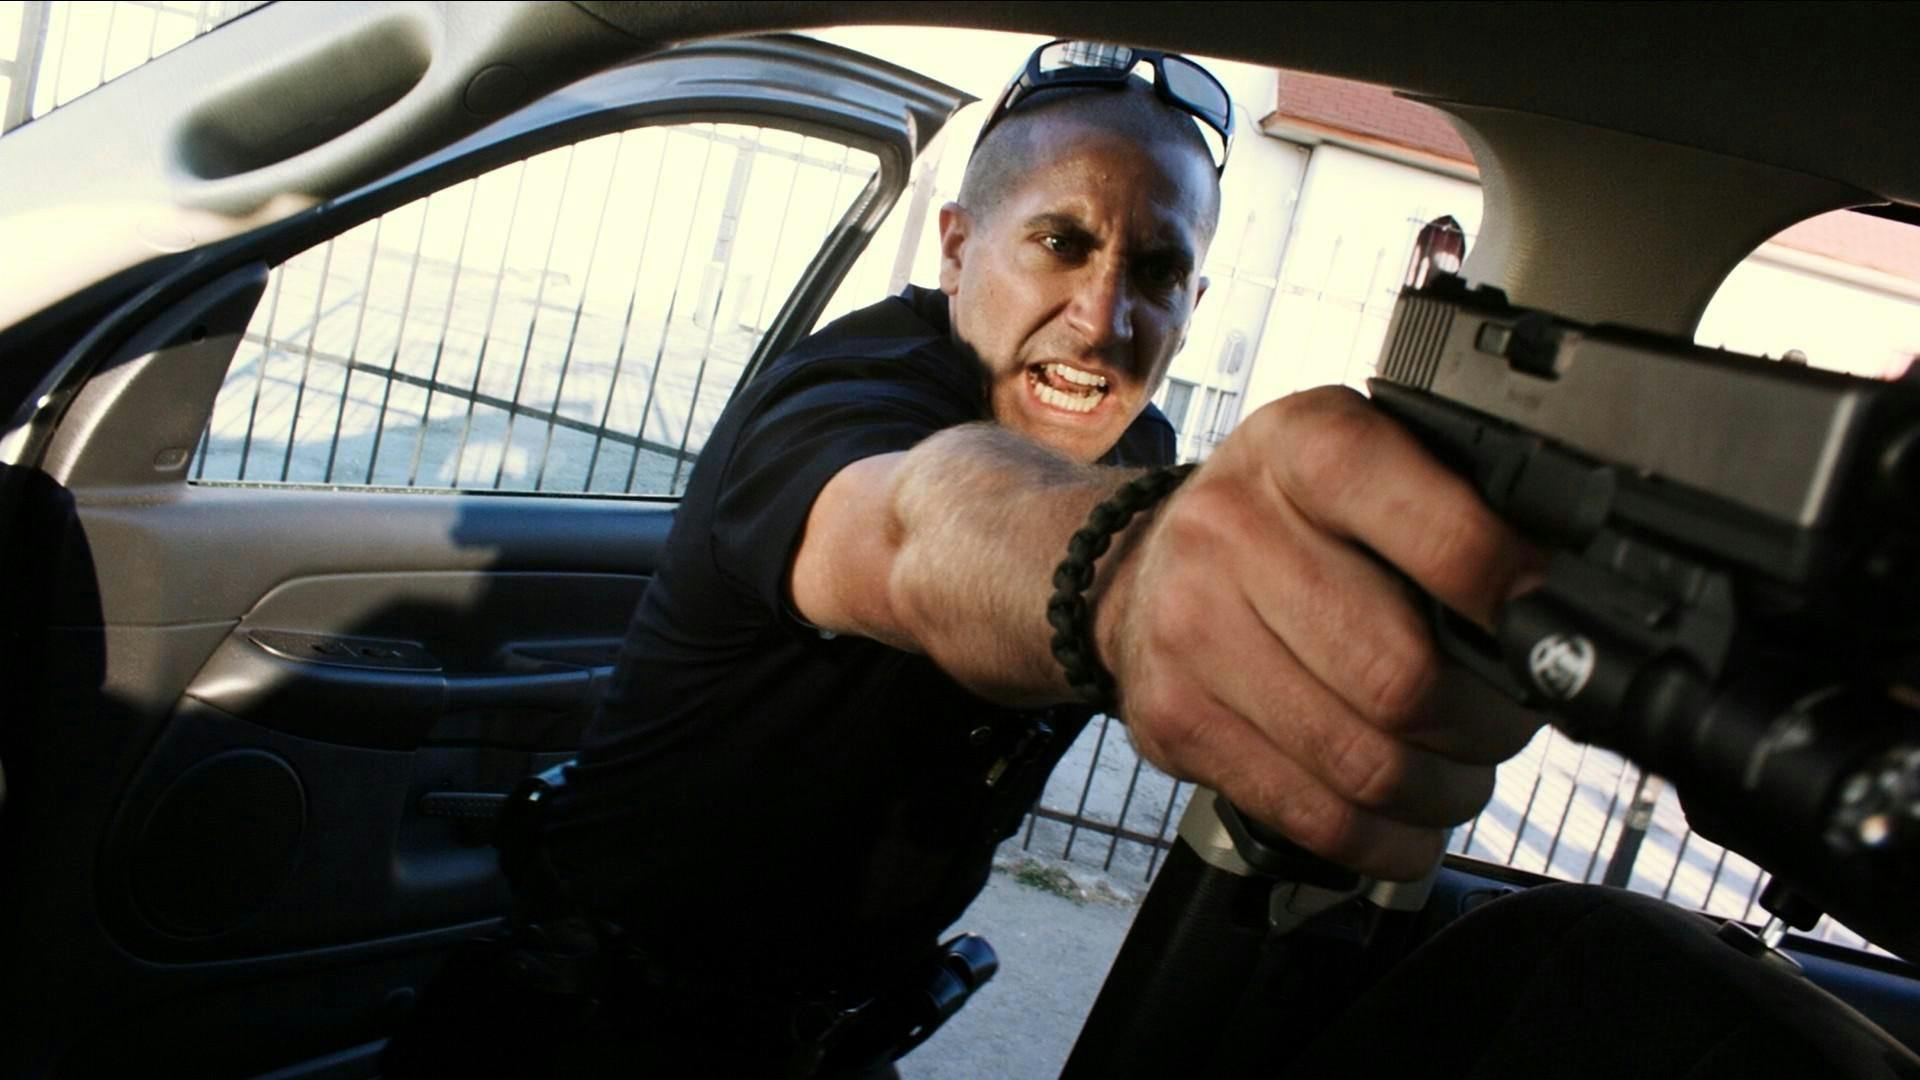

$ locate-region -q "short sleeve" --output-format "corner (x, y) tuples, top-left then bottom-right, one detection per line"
(708, 352), (982, 621)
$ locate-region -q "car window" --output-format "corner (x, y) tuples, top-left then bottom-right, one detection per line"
(189, 122), (880, 495)
(1697, 208), (1920, 380)
(0, 0), (263, 135)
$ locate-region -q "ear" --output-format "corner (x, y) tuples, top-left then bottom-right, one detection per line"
(1171, 274), (1211, 358)
(937, 202), (970, 296)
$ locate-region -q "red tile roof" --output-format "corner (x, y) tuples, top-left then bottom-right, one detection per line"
(1772, 211), (1920, 286)
(1264, 70), (1475, 166)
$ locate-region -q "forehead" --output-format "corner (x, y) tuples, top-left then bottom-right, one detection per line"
(996, 116), (1217, 240)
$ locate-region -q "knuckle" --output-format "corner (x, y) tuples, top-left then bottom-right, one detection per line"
(1160, 480), (1238, 544)
(1408, 504), (1505, 598)
(1284, 401), (1381, 494)
(1129, 696), (1207, 774)
(1291, 798), (1367, 863)
(1358, 629), (1440, 726)
(1144, 587), (1210, 656)
(1329, 729), (1409, 810)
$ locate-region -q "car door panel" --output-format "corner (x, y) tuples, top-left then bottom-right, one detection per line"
(0, 24), (968, 1079)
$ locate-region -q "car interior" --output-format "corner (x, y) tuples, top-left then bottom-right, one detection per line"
(0, 2), (1916, 1077)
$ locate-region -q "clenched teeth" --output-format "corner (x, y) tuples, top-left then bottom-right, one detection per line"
(1043, 362), (1108, 388)
(1034, 380), (1102, 412)
(1028, 362), (1108, 414)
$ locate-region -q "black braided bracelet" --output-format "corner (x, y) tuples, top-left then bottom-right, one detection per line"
(1047, 463), (1197, 713)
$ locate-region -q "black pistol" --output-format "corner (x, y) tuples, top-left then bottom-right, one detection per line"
(1368, 274), (1920, 958)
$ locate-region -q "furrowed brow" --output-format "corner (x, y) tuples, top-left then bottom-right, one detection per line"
(1023, 212), (1100, 245)
(1144, 237), (1196, 267)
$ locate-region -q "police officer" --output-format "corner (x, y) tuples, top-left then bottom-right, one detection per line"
(394, 40), (1541, 1078)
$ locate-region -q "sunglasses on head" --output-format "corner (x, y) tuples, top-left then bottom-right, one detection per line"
(976, 40), (1236, 175)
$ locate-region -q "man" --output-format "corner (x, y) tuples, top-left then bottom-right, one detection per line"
(487, 41), (1538, 1076)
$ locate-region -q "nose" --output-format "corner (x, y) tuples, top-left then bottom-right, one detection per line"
(1063, 262), (1133, 355)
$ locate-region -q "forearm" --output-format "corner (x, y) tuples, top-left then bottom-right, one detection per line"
(883, 422), (1150, 706)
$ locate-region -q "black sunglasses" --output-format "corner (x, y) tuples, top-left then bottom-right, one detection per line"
(975, 40), (1236, 175)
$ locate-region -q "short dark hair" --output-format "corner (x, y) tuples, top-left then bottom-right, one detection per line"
(957, 81), (1222, 237)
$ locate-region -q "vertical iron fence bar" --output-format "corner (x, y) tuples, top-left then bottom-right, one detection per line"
(1601, 772), (1665, 888)
(666, 127), (768, 495)
(1660, 828), (1694, 901)
(743, 131), (822, 333)
(361, 202), (434, 483)
(404, 180), (481, 487)
(625, 125), (720, 494)
(324, 218), (387, 481)
(750, 139), (856, 331)
(92, 2), (117, 85)
(534, 134), (628, 490)
(1144, 779), (1186, 882)
(143, 0), (163, 62)
(449, 161), (532, 487)
(1337, 245), (1389, 386)
(1457, 801), (1485, 857)
(192, 423), (211, 479)
(1701, 844), (1732, 913)
(585, 129), (674, 490)
(278, 240), (337, 481)
(2, 2), (51, 133)
(583, 129), (675, 488)
(1741, 870), (1769, 923)
(1103, 755), (1149, 873)
(1582, 758), (1634, 883)
(490, 146), (580, 489)
(1506, 729), (1556, 866)
(1540, 742), (1592, 874)
(1060, 716), (1113, 863)
(43, 0), (72, 115)
(234, 268), (286, 479)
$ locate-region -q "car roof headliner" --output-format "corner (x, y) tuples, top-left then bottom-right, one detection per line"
(583, 1), (1920, 210)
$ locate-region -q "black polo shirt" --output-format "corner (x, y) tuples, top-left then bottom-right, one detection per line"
(544, 285), (1175, 993)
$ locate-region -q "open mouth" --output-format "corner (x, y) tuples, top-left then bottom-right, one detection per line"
(1026, 362), (1109, 415)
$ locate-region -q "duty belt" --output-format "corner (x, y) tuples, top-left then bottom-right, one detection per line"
(492, 761), (1000, 1077)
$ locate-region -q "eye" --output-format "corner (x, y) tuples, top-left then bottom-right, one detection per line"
(1040, 233), (1087, 260)
(1138, 259), (1187, 292)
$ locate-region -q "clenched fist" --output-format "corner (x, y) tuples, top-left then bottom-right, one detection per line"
(1096, 386), (1546, 880)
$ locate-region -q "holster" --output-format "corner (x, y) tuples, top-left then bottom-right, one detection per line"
(803, 933), (999, 1074)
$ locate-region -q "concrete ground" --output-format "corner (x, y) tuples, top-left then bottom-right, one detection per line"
(907, 859), (1142, 1080)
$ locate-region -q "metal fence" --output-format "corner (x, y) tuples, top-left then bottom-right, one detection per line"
(193, 122), (878, 495)
(1, 1), (260, 133)
(1015, 713), (1881, 952)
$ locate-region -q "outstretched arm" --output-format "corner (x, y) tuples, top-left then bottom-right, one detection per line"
(790, 387), (1545, 880)
(792, 419), (1148, 703)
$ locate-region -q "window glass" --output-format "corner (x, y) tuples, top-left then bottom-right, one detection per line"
(1157, 377), (1196, 434)
(1, 0), (263, 135)
(190, 122), (880, 495)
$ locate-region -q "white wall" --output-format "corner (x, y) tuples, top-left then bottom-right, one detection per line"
(1241, 143), (1484, 414)
(1156, 107), (1309, 460)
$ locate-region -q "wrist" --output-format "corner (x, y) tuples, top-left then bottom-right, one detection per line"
(1047, 464), (1195, 712)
